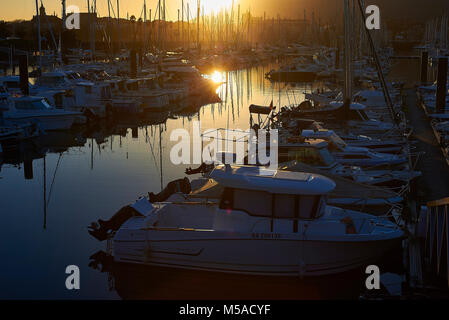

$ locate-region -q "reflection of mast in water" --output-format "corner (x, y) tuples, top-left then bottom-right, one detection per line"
(235, 71), (240, 118)
(246, 68), (251, 102)
(47, 153), (63, 209)
(230, 71), (235, 123)
(43, 154), (47, 230)
(159, 124), (163, 190)
(90, 138), (94, 170)
(262, 66), (266, 94)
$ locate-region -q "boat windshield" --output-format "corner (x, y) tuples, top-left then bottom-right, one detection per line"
(220, 187), (321, 221)
(357, 110), (370, 121)
(329, 132), (347, 149)
(288, 146), (336, 167)
(39, 76), (69, 87)
(15, 99), (53, 110)
(318, 148), (336, 166)
(3, 81), (20, 89)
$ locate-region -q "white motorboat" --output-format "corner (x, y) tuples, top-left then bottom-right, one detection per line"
(2, 96), (81, 131)
(0, 76), (33, 95)
(108, 165), (403, 276)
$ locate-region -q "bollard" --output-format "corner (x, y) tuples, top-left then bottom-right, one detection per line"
(130, 50), (137, 79)
(335, 47), (340, 70)
(19, 55), (29, 96)
(436, 57), (448, 114)
(24, 159), (33, 180)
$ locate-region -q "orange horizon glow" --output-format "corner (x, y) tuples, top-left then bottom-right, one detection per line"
(0, 0), (239, 22)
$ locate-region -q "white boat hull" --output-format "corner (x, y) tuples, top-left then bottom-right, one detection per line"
(114, 228), (401, 277)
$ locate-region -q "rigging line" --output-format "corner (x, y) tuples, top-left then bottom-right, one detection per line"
(147, 128), (160, 172)
(40, 0), (59, 52)
(356, 0), (398, 126)
(46, 152), (63, 207)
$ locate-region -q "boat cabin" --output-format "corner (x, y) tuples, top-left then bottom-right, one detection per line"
(327, 101), (371, 121)
(301, 129), (347, 151)
(7, 96), (54, 112)
(35, 72), (74, 88)
(0, 85), (8, 102)
(278, 138), (338, 169)
(0, 76), (33, 94)
(211, 165), (335, 229)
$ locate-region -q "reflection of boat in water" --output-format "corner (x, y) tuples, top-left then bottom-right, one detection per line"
(171, 98), (220, 118)
(88, 250), (368, 300)
(90, 165), (404, 278)
(2, 96), (81, 131)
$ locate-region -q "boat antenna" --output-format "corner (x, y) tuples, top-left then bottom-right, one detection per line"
(35, 0), (43, 74)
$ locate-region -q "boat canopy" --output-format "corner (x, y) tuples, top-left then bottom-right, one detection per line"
(249, 104), (273, 115)
(210, 165), (335, 195)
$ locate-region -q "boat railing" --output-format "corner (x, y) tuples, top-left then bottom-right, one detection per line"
(425, 197), (449, 287)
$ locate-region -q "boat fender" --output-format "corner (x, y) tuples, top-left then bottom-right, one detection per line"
(341, 216), (357, 234)
(148, 177), (191, 203)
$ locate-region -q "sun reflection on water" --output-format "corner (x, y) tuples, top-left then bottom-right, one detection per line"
(211, 70), (223, 83)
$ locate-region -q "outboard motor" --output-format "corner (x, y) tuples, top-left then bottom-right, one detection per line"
(88, 178), (192, 241)
(88, 205), (142, 241)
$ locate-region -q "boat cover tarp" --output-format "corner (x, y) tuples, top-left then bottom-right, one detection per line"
(280, 161), (399, 199)
(189, 161), (398, 200)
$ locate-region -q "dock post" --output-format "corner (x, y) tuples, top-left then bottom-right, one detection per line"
(420, 51), (428, 84)
(24, 159), (33, 180)
(335, 47), (340, 70)
(138, 48), (143, 69)
(436, 57), (448, 114)
(130, 49), (137, 78)
(19, 54), (29, 96)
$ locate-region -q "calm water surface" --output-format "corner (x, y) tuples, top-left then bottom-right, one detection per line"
(0, 62), (408, 299)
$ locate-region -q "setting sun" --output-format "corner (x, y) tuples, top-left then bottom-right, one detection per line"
(201, 0), (236, 15)
(211, 70), (223, 83)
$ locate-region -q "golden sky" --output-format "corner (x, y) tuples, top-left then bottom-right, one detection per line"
(0, 0), (328, 21)
(1, 0), (448, 22)
(1, 0), (240, 21)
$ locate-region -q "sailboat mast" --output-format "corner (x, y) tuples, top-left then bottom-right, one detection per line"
(117, 0), (120, 51)
(182, 0), (184, 48)
(343, 0), (352, 103)
(158, 0), (161, 51)
(144, 0), (147, 52)
(197, 0), (200, 49)
(187, 3), (190, 49)
(35, 0), (42, 72)
(92, 0), (96, 61)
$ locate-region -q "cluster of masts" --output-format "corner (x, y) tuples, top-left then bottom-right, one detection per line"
(422, 13), (449, 51)
(32, 1), (362, 64)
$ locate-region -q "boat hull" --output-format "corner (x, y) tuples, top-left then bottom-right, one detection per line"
(267, 71), (317, 82)
(113, 229), (402, 277)
(5, 114), (77, 130)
